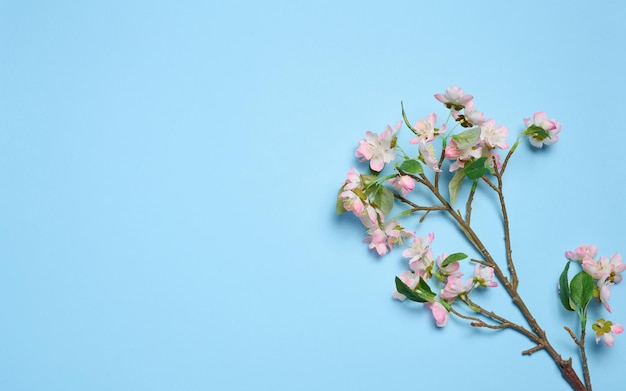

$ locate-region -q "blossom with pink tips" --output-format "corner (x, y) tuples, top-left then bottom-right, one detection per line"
(582, 253), (626, 282)
(387, 175), (415, 196)
(480, 119), (509, 149)
(565, 244), (599, 262)
(472, 264), (498, 288)
(418, 141), (442, 172)
(598, 277), (613, 312)
(434, 86), (473, 110)
(444, 137), (483, 172)
(409, 113), (441, 143)
(384, 220), (414, 248)
(403, 233), (435, 264)
(440, 275), (471, 300)
(355, 121), (401, 171)
(426, 301), (450, 327)
(452, 99), (486, 128)
(593, 318), (624, 347)
(364, 227), (389, 255)
(523, 112), (561, 148)
(436, 254), (462, 277)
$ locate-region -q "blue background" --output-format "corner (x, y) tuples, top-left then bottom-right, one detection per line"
(1, 1), (625, 390)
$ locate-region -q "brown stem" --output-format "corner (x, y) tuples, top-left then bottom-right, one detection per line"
(492, 168), (518, 290)
(415, 173), (587, 391)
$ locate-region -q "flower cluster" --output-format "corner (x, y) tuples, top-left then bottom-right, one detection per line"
(564, 244), (624, 346)
(392, 233), (497, 327)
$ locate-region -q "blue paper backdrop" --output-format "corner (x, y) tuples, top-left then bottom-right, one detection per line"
(1, 1), (625, 390)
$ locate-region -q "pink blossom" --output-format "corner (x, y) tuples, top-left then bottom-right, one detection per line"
(479, 119), (509, 149)
(355, 122), (401, 171)
(384, 220), (414, 248)
(472, 264), (498, 288)
(408, 248), (435, 280)
(452, 99), (485, 128)
(392, 271), (420, 301)
(364, 227), (389, 255)
(434, 86), (473, 110)
(444, 138), (483, 172)
(593, 318), (624, 347)
(582, 253), (626, 282)
(523, 112), (561, 148)
(436, 254), (462, 277)
(426, 301), (450, 327)
(418, 141), (442, 172)
(388, 175), (415, 196)
(403, 233), (435, 264)
(340, 189), (365, 215)
(598, 277), (613, 312)
(440, 275), (471, 300)
(565, 244), (598, 262)
(408, 113), (441, 143)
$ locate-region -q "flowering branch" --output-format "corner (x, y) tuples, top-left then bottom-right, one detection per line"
(337, 86), (624, 390)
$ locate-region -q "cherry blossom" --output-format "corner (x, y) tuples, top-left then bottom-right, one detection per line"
(440, 275), (471, 300)
(355, 121), (401, 171)
(408, 113), (441, 143)
(426, 301), (450, 327)
(480, 119), (509, 149)
(418, 141), (442, 172)
(472, 264), (498, 288)
(523, 111), (561, 148)
(434, 86), (473, 110)
(565, 244), (599, 262)
(582, 253), (626, 282)
(444, 137), (483, 172)
(387, 175), (415, 196)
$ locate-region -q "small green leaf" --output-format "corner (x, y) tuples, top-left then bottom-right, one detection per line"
(373, 185), (394, 216)
(559, 262), (574, 311)
(464, 157), (488, 180)
(451, 127), (481, 149)
(448, 168), (465, 206)
(336, 187), (348, 214)
(395, 277), (426, 303)
(441, 252), (468, 267)
(401, 101), (419, 135)
(570, 271), (594, 309)
(399, 159), (423, 174)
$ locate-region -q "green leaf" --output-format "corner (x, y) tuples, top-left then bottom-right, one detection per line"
(448, 168), (465, 206)
(441, 252), (468, 267)
(373, 185), (394, 216)
(336, 187), (348, 214)
(401, 101), (419, 135)
(559, 262), (574, 311)
(399, 159), (423, 174)
(570, 271), (594, 309)
(451, 127), (481, 149)
(464, 157), (488, 180)
(395, 277), (426, 303)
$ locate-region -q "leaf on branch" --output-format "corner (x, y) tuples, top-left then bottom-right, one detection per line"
(570, 271), (594, 309)
(399, 159), (423, 174)
(559, 262), (574, 311)
(451, 127), (481, 149)
(395, 277), (435, 303)
(441, 252), (468, 267)
(448, 168), (465, 206)
(401, 101), (419, 135)
(336, 187), (348, 214)
(464, 157), (488, 180)
(372, 185), (394, 216)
